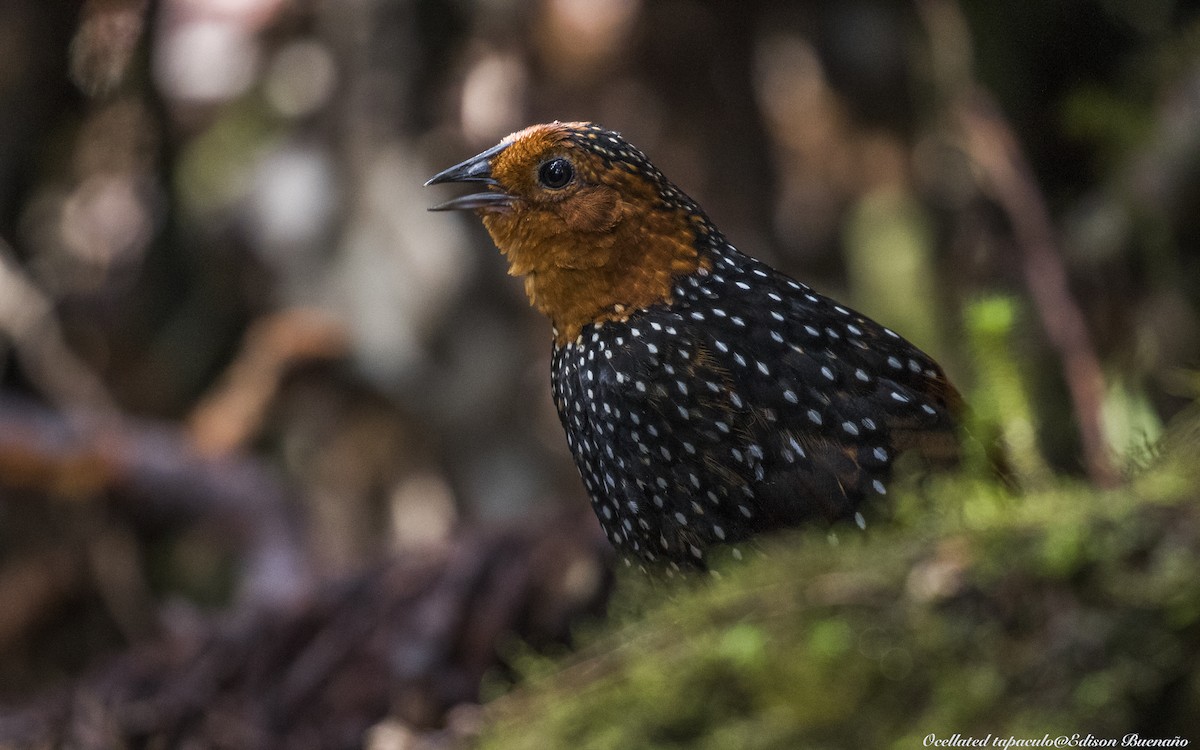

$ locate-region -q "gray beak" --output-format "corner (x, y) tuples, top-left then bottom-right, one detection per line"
(425, 141), (514, 212)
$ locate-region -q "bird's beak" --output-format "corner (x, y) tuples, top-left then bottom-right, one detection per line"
(425, 141), (514, 212)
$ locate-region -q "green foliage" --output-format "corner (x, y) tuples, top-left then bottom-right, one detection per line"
(843, 189), (943, 359)
(964, 295), (1052, 484)
(478, 420), (1200, 749)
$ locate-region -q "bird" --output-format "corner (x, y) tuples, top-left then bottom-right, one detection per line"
(426, 121), (962, 570)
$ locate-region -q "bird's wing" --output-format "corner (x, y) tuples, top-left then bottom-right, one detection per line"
(574, 279), (958, 561)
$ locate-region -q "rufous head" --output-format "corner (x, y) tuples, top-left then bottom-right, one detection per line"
(427, 122), (712, 342)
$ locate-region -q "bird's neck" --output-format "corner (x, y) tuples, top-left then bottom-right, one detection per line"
(484, 206), (713, 345)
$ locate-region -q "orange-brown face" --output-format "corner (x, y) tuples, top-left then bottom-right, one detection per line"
(427, 122), (709, 343)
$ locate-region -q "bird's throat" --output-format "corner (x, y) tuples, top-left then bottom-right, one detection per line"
(483, 207), (710, 344)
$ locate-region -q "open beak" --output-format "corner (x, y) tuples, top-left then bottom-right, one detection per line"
(425, 141), (514, 212)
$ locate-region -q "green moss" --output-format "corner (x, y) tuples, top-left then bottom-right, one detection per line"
(478, 422), (1200, 749)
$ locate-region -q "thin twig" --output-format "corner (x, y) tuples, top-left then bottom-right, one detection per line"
(914, 0), (1117, 486)
(0, 239), (120, 420)
(186, 308), (348, 457)
(959, 96), (1118, 486)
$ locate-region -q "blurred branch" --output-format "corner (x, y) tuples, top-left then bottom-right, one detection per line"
(915, 0), (1118, 486)
(187, 308), (349, 457)
(70, 0), (149, 97)
(0, 239), (120, 420)
(958, 96), (1118, 487)
(0, 397), (312, 608)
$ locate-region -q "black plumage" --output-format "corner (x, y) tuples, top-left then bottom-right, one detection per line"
(551, 242), (957, 569)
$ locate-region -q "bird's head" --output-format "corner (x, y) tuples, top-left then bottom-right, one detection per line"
(426, 122), (713, 342)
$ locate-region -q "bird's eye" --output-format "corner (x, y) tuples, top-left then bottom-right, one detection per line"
(538, 158), (574, 189)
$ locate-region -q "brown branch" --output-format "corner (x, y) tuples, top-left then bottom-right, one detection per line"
(958, 95), (1118, 486)
(186, 308), (349, 457)
(0, 240), (120, 420)
(913, 0), (1118, 485)
(0, 397), (313, 606)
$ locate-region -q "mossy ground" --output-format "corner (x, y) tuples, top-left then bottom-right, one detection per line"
(478, 420), (1200, 749)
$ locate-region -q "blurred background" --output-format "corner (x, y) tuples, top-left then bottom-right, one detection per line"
(2, 0), (1200, 740)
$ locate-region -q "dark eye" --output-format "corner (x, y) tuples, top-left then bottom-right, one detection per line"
(538, 158), (574, 189)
